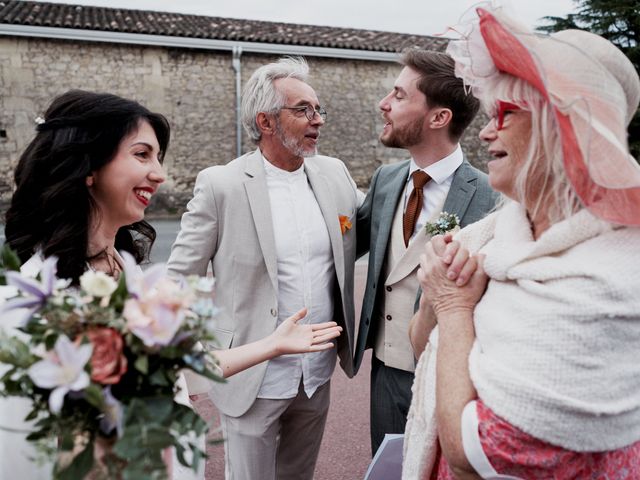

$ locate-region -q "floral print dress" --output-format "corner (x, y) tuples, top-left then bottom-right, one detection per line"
(436, 399), (640, 479)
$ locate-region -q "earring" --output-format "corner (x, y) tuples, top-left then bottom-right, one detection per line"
(86, 176), (94, 187)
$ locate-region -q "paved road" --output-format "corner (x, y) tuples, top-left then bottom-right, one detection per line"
(150, 220), (373, 480)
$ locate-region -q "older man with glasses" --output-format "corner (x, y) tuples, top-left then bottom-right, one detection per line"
(167, 56), (363, 480)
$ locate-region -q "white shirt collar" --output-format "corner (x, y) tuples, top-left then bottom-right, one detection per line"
(407, 144), (463, 185)
(260, 149), (305, 178)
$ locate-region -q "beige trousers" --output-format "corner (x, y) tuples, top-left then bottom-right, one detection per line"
(220, 380), (331, 480)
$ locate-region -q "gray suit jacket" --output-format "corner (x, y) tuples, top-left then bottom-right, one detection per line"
(167, 150), (360, 417)
(353, 160), (497, 373)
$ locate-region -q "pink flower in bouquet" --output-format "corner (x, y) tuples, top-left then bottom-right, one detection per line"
(123, 278), (189, 347)
(85, 327), (128, 384)
(119, 251), (193, 347)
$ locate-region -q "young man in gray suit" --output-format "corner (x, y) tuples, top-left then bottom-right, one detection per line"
(167, 57), (362, 479)
(354, 49), (498, 455)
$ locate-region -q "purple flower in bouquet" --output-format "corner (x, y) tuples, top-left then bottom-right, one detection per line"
(1, 256), (58, 326)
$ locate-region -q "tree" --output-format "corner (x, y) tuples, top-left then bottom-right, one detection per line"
(538, 0), (640, 159)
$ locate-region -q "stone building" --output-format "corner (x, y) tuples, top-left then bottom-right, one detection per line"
(0, 0), (489, 216)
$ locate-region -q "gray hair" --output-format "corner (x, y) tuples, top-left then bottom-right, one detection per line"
(241, 56), (310, 143)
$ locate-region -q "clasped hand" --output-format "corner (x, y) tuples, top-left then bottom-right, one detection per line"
(416, 233), (488, 316)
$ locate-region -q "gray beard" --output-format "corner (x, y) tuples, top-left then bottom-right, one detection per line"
(275, 122), (317, 158)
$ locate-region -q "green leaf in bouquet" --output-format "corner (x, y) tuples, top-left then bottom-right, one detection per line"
(172, 404), (210, 438)
(0, 330), (38, 368)
(109, 273), (129, 312)
(191, 444), (207, 473)
(156, 344), (183, 359)
(122, 398), (146, 424)
(55, 436), (94, 480)
(174, 439), (207, 472)
(149, 368), (170, 387)
(59, 431), (75, 451)
(112, 427), (146, 460)
(144, 396), (173, 424)
(83, 384), (105, 410)
(0, 244), (22, 274)
(29, 412), (59, 439)
(114, 424), (173, 460)
(24, 406), (40, 422)
(174, 442), (189, 468)
(44, 331), (59, 351)
(134, 355), (149, 374)
(2, 372), (38, 398)
(140, 424), (175, 449)
(26, 428), (49, 442)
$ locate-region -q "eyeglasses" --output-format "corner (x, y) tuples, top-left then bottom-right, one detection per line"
(281, 105), (327, 122)
(493, 101), (524, 130)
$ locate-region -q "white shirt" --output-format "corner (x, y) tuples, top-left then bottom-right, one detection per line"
(257, 155), (336, 399)
(404, 145), (463, 243)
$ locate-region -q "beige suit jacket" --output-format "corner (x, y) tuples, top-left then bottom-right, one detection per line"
(167, 150), (360, 417)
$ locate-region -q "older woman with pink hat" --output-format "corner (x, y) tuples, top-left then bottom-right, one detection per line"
(403, 4), (640, 480)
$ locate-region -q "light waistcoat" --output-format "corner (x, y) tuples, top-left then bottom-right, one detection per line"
(374, 195), (445, 372)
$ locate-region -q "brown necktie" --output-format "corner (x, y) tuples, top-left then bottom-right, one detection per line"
(403, 170), (430, 246)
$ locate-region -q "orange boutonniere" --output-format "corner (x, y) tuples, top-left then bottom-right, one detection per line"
(338, 215), (352, 235)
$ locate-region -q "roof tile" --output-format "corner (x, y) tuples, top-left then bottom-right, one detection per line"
(0, 0), (447, 52)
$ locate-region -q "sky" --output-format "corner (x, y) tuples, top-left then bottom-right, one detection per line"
(41, 0), (577, 36)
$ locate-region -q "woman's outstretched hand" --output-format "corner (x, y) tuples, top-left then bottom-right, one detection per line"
(271, 308), (343, 355)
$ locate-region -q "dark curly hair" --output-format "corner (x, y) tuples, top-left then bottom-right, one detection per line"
(4, 90), (171, 283)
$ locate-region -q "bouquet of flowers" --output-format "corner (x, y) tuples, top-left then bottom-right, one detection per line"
(0, 246), (222, 479)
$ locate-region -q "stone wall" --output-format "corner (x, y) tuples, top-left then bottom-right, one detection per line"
(0, 36), (490, 216)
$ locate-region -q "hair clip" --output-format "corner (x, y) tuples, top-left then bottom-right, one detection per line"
(34, 116), (45, 125)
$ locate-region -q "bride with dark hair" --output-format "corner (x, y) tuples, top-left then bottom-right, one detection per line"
(5, 89), (168, 282)
(1, 90), (342, 479)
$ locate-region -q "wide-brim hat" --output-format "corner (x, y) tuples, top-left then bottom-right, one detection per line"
(447, 4), (640, 225)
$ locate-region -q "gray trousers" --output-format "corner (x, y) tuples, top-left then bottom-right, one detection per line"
(370, 356), (415, 456)
(220, 380), (331, 480)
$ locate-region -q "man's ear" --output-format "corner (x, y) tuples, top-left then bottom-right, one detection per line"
(429, 107), (453, 131)
(256, 112), (275, 136)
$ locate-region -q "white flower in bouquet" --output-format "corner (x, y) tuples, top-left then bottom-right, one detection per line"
(79, 270), (118, 298)
(27, 335), (92, 413)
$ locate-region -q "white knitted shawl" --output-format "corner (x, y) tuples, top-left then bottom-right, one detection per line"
(403, 202), (640, 478)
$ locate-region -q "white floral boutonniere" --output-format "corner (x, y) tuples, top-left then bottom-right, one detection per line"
(425, 211), (460, 236)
